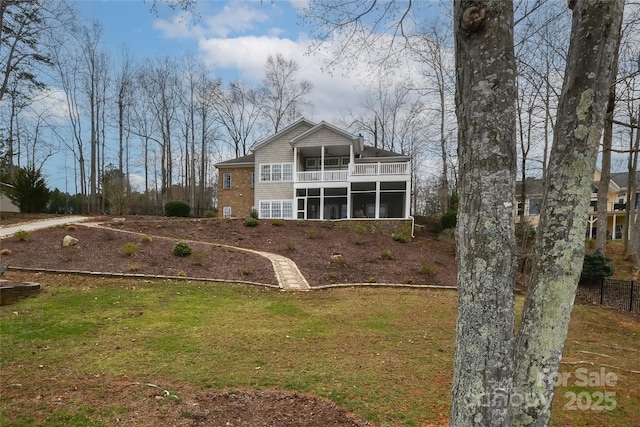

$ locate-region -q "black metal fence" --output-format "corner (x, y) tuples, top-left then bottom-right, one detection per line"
(576, 278), (639, 314)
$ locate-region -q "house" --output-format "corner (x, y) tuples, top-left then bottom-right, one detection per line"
(516, 169), (639, 240)
(215, 118), (412, 221)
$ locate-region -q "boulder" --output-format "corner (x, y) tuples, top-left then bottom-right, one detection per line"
(112, 217), (126, 225)
(62, 235), (79, 247)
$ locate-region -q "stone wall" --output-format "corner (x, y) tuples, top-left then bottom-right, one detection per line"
(0, 280), (41, 305)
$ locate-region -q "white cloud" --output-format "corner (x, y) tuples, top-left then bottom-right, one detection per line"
(205, 3), (271, 38)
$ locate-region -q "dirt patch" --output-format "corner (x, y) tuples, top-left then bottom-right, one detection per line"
(0, 370), (370, 426)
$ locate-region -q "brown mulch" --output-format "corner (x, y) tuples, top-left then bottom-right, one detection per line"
(1, 216), (457, 287)
(0, 216), (456, 427)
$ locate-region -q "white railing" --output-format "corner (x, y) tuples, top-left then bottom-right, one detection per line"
(296, 170), (348, 182)
(295, 162), (409, 183)
(351, 162), (409, 176)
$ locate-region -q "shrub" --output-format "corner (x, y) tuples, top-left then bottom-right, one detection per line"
(271, 218), (284, 226)
(330, 254), (345, 264)
(127, 264), (141, 272)
(13, 229), (31, 241)
(190, 251), (207, 266)
(286, 240), (296, 251)
(368, 276), (378, 283)
(66, 224), (76, 231)
(173, 241), (193, 257)
(354, 224), (368, 234)
(380, 249), (394, 260)
(440, 210), (458, 229)
(120, 242), (139, 256)
(1, 248), (12, 256)
(164, 200), (191, 217)
(580, 250), (613, 284)
(392, 233), (408, 243)
(306, 228), (319, 239)
(249, 208), (259, 219)
(178, 271), (186, 277)
(140, 235), (152, 244)
(243, 216), (258, 227)
(421, 262), (438, 276)
(204, 210), (216, 218)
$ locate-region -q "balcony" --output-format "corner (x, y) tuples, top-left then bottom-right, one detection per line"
(295, 162), (409, 183)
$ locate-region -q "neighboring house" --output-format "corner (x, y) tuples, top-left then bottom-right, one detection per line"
(215, 118), (412, 220)
(0, 189), (19, 213)
(516, 169), (639, 240)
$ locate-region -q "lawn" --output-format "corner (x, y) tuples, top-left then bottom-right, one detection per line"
(1, 272), (638, 426)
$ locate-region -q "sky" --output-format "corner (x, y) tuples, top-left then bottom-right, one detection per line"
(33, 0), (432, 192)
(73, 0), (382, 123)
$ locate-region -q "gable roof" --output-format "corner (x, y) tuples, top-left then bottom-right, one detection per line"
(249, 118), (316, 152)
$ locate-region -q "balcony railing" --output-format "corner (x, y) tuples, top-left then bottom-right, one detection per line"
(296, 170), (348, 182)
(295, 162), (409, 183)
(351, 162), (409, 176)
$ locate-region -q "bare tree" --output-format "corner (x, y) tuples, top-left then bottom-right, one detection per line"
(137, 57), (180, 200)
(260, 54), (313, 133)
(212, 80), (263, 157)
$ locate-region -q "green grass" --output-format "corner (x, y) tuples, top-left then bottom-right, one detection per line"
(1, 274), (638, 426)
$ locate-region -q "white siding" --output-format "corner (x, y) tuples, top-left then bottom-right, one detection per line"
(293, 128), (353, 149)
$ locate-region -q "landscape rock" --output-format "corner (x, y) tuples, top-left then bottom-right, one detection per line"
(112, 217), (126, 225)
(62, 235), (79, 247)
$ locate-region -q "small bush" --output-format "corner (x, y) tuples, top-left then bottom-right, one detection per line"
(271, 218), (284, 226)
(178, 271), (186, 277)
(13, 229), (31, 241)
(190, 251), (207, 266)
(392, 233), (408, 243)
(421, 262), (438, 276)
(440, 210), (458, 230)
(244, 216), (258, 227)
(580, 250), (613, 284)
(286, 240), (296, 251)
(240, 268), (253, 276)
(120, 242), (140, 256)
(249, 209), (259, 219)
(354, 224), (368, 234)
(1, 248), (12, 256)
(306, 228), (319, 239)
(330, 254), (345, 264)
(204, 210), (216, 218)
(164, 200), (191, 217)
(380, 249), (395, 260)
(368, 276), (378, 283)
(127, 264), (141, 272)
(325, 271), (338, 281)
(140, 235), (152, 244)
(173, 241), (193, 257)
(66, 224), (77, 231)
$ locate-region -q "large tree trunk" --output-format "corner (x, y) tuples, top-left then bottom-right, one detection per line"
(511, 1), (624, 426)
(450, 1), (517, 425)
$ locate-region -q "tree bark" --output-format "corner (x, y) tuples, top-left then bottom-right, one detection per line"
(451, 1), (517, 425)
(511, 1), (624, 426)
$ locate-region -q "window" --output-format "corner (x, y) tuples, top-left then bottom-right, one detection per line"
(259, 200), (293, 218)
(251, 172), (255, 189)
(260, 163), (293, 182)
(223, 173), (231, 189)
(261, 164), (271, 182)
(529, 198), (542, 215)
(223, 206), (232, 218)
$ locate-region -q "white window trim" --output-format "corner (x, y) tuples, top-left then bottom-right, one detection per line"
(223, 206), (232, 218)
(259, 200), (294, 219)
(259, 163), (293, 182)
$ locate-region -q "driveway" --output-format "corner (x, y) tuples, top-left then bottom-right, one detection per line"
(0, 216), (91, 239)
